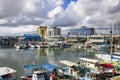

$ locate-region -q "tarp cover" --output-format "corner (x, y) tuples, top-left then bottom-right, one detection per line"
(41, 63), (58, 72)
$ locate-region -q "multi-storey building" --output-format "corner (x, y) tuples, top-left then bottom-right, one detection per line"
(71, 26), (95, 37)
(36, 26), (47, 39)
(47, 27), (61, 37)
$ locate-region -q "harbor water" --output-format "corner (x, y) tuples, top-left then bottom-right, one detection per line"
(0, 47), (98, 79)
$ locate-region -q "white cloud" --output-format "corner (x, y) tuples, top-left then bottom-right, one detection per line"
(0, 19), (7, 24)
(47, 7), (63, 18)
(0, 0), (120, 35)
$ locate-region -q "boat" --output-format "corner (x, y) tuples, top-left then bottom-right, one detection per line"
(79, 57), (99, 70)
(59, 60), (94, 80)
(21, 64), (47, 80)
(79, 57), (115, 73)
(95, 54), (120, 62)
(41, 63), (76, 80)
(0, 67), (17, 80)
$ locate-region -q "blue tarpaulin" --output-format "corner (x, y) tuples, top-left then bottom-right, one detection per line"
(41, 63), (58, 72)
(23, 34), (41, 42)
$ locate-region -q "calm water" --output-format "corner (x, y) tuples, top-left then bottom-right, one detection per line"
(0, 48), (97, 79)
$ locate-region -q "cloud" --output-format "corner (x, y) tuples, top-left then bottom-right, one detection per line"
(0, 0), (63, 26)
(0, 19), (8, 24)
(53, 0), (120, 28)
(0, 0), (120, 35)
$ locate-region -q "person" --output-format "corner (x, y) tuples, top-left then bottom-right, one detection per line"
(112, 70), (116, 76)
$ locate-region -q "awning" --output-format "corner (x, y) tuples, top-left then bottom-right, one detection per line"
(59, 60), (78, 66)
(79, 58), (99, 64)
(41, 63), (58, 72)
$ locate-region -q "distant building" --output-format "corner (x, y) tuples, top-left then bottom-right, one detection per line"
(71, 26), (95, 37)
(36, 26), (47, 39)
(47, 27), (61, 37)
(87, 34), (106, 45)
(23, 34), (41, 42)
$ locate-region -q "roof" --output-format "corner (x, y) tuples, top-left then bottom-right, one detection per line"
(59, 60), (78, 66)
(79, 58), (99, 64)
(24, 64), (41, 71)
(0, 67), (16, 76)
(23, 34), (40, 37)
(41, 63), (58, 72)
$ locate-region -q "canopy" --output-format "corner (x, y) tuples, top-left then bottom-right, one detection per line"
(41, 63), (58, 72)
(79, 58), (99, 64)
(59, 60), (78, 66)
(99, 63), (114, 69)
(0, 67), (16, 76)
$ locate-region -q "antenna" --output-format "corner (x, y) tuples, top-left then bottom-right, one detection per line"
(110, 20), (114, 60)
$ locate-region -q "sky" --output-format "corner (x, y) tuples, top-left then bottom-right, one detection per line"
(0, 0), (120, 36)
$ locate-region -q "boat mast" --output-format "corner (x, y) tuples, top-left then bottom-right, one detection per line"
(110, 21), (114, 60)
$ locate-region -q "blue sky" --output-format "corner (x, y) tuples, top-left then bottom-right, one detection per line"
(62, 0), (78, 9)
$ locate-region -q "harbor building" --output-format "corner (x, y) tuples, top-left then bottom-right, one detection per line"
(87, 34), (106, 45)
(23, 34), (41, 42)
(36, 26), (47, 39)
(47, 27), (61, 37)
(47, 27), (64, 41)
(47, 27), (63, 41)
(0, 36), (18, 47)
(70, 26), (95, 37)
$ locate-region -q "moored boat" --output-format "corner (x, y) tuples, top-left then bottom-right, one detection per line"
(59, 60), (94, 80)
(21, 64), (47, 80)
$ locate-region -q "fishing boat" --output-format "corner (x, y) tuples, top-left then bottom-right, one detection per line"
(79, 57), (115, 73)
(21, 64), (47, 80)
(0, 67), (17, 80)
(59, 60), (94, 80)
(79, 57), (99, 71)
(41, 63), (74, 80)
(79, 57), (120, 80)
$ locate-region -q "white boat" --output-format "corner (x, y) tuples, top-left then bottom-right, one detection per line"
(113, 52), (120, 55)
(79, 57), (99, 70)
(0, 67), (17, 80)
(95, 54), (120, 62)
(79, 57), (115, 74)
(59, 60), (93, 80)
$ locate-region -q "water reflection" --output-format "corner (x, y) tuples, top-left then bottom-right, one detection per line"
(0, 48), (99, 79)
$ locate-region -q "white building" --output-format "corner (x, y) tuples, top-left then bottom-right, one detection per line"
(47, 27), (61, 37)
(86, 34), (106, 45)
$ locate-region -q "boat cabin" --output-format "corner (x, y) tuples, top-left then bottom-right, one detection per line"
(0, 67), (17, 80)
(21, 64), (47, 80)
(79, 58), (99, 70)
